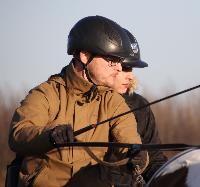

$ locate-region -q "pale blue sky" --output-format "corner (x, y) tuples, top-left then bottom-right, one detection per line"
(0, 0), (200, 97)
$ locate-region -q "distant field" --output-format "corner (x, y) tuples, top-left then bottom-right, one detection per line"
(0, 88), (199, 186)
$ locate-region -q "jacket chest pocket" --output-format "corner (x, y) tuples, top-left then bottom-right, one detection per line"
(73, 102), (99, 131)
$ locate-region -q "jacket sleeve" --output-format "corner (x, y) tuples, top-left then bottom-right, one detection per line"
(107, 93), (149, 173)
(9, 82), (58, 155)
(109, 93), (142, 145)
(125, 93), (168, 181)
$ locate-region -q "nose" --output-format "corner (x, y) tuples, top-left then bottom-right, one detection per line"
(126, 71), (133, 80)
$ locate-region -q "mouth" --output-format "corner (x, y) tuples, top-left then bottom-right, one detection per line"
(122, 84), (129, 88)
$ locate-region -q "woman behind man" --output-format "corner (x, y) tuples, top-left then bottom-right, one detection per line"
(113, 66), (167, 182)
(111, 29), (168, 182)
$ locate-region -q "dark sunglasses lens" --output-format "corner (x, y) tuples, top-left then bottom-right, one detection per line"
(122, 66), (133, 72)
(106, 56), (123, 63)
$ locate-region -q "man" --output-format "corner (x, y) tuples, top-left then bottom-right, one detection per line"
(8, 16), (148, 187)
(67, 30), (167, 187)
(110, 29), (167, 183)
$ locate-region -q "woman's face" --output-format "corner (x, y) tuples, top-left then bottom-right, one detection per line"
(112, 67), (134, 94)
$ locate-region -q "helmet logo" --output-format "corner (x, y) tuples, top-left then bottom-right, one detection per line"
(131, 43), (139, 56)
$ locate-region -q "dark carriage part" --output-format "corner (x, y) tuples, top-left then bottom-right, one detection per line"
(146, 148), (200, 187)
(5, 155), (23, 187)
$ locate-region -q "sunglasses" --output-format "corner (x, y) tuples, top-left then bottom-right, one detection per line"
(95, 55), (124, 67)
(122, 66), (133, 72)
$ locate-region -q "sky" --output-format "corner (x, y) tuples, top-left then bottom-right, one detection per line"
(0, 0), (200, 98)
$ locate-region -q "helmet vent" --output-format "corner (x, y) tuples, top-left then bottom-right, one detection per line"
(103, 20), (122, 46)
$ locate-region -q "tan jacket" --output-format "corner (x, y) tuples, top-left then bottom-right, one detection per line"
(9, 61), (143, 187)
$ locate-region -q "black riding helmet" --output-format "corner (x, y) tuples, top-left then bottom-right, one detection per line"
(67, 15), (135, 60)
(122, 29), (148, 68)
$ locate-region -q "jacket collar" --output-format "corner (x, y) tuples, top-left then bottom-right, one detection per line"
(65, 61), (94, 94)
(49, 59), (114, 101)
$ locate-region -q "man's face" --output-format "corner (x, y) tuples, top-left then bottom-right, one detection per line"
(87, 56), (122, 88)
(111, 67), (134, 94)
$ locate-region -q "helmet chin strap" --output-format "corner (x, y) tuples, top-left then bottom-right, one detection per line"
(84, 55), (97, 86)
(78, 54), (98, 101)
(76, 54), (97, 86)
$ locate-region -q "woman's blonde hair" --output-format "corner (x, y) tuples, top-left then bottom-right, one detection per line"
(127, 76), (138, 95)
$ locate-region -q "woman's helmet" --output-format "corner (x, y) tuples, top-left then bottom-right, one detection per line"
(122, 29), (148, 68)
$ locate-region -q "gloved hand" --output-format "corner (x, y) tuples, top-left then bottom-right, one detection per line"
(127, 150), (149, 175)
(49, 124), (74, 146)
(99, 150), (148, 186)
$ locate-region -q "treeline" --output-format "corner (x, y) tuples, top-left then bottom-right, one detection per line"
(0, 88), (199, 186)
(0, 90), (18, 186)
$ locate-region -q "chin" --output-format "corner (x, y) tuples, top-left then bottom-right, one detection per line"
(119, 89), (127, 94)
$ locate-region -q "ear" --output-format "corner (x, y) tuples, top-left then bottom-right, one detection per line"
(79, 51), (90, 65)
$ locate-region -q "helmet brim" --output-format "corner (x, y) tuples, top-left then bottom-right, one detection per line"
(122, 58), (148, 68)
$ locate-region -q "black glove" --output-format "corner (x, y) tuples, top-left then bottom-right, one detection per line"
(127, 150), (148, 175)
(49, 124), (74, 146)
